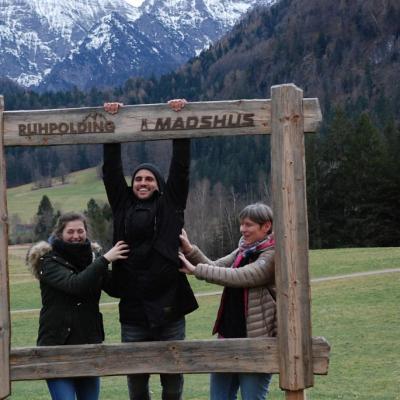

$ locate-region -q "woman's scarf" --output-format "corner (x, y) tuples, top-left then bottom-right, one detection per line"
(233, 233), (275, 268)
(234, 233), (275, 320)
(213, 233), (275, 337)
(52, 238), (93, 271)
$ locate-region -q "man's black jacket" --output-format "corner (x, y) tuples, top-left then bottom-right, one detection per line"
(103, 139), (198, 328)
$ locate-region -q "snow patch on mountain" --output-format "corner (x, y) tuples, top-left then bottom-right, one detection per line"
(28, 0), (141, 41)
(203, 0), (278, 27)
(0, 0), (280, 89)
(125, 0), (145, 6)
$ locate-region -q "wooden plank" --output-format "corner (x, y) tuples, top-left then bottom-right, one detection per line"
(271, 84), (314, 391)
(303, 98), (322, 133)
(2, 98), (321, 147)
(0, 96), (11, 399)
(10, 337), (330, 381)
(285, 390), (307, 399)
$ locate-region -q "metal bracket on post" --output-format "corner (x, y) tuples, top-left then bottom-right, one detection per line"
(0, 95), (11, 400)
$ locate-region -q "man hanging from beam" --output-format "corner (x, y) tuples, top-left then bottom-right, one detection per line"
(102, 99), (198, 400)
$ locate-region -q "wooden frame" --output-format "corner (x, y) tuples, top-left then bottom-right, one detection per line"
(0, 84), (329, 400)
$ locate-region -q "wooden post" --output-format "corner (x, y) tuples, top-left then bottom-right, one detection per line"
(0, 95), (11, 399)
(271, 84), (313, 398)
(286, 390), (308, 400)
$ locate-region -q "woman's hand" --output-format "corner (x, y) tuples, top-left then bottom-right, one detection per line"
(178, 252), (196, 275)
(168, 98), (187, 112)
(104, 102), (124, 114)
(179, 229), (193, 255)
(104, 241), (129, 263)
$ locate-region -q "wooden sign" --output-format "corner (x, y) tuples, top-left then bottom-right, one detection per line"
(3, 99), (321, 146)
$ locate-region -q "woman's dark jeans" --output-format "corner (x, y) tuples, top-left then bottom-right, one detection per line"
(121, 318), (185, 400)
(46, 377), (100, 400)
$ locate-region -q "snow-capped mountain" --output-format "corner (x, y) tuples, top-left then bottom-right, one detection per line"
(40, 12), (179, 91)
(0, 0), (277, 90)
(0, 0), (140, 86)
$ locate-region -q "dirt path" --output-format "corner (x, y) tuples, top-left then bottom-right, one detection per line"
(10, 268), (400, 315)
(311, 267), (400, 282)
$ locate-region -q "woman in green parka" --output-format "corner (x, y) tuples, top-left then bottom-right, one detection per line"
(26, 211), (129, 400)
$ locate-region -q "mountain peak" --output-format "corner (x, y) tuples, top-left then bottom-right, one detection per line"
(0, 0), (278, 90)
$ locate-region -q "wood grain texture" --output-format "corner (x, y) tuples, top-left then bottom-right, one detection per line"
(271, 84), (314, 391)
(285, 390), (307, 399)
(10, 337), (330, 381)
(2, 99), (321, 146)
(0, 96), (11, 399)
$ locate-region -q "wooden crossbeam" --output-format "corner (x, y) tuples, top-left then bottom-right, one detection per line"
(3, 99), (321, 147)
(10, 337), (330, 381)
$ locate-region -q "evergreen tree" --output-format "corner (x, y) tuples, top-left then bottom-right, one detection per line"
(377, 120), (400, 246)
(85, 199), (113, 248)
(316, 110), (390, 247)
(305, 134), (323, 249)
(33, 195), (55, 241)
(317, 108), (354, 247)
(347, 113), (386, 246)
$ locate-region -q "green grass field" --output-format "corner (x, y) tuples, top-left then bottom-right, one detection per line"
(7, 246), (400, 399)
(7, 167), (107, 223)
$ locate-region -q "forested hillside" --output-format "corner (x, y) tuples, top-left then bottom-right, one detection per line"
(2, 0), (400, 249)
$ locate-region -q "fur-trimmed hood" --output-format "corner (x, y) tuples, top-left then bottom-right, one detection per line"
(26, 240), (102, 279)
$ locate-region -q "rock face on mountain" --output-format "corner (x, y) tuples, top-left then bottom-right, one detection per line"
(0, 0), (277, 90)
(40, 12), (179, 91)
(0, 0), (139, 87)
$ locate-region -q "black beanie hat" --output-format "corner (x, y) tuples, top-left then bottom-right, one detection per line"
(131, 163), (166, 195)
